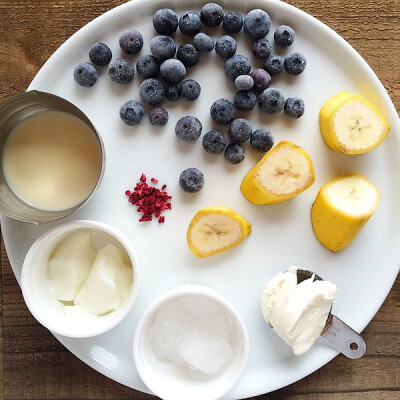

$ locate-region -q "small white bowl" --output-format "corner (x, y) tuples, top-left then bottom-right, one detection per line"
(133, 285), (249, 400)
(21, 220), (140, 338)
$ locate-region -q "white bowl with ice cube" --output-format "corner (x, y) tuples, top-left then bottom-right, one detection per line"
(21, 220), (140, 338)
(133, 284), (249, 400)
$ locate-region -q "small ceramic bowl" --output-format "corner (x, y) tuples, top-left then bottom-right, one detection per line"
(21, 220), (140, 338)
(133, 285), (249, 400)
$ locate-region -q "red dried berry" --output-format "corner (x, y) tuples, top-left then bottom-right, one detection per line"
(151, 177), (158, 183)
(140, 173), (146, 182)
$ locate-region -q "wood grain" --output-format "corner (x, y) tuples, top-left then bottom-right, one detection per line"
(1, 0), (399, 399)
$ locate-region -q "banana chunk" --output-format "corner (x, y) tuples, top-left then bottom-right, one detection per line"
(240, 141), (315, 204)
(187, 207), (251, 257)
(319, 91), (390, 154)
(311, 174), (381, 252)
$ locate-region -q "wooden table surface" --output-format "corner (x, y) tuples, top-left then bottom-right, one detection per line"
(0, 0), (399, 399)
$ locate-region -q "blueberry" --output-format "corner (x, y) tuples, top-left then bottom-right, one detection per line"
(244, 9), (271, 40)
(284, 52), (307, 75)
(136, 55), (159, 79)
(250, 68), (271, 92)
(149, 107), (169, 126)
(179, 10), (202, 35)
(165, 85), (180, 101)
(119, 100), (144, 126)
(252, 37), (272, 59)
(108, 58), (135, 84)
(224, 143), (245, 164)
(139, 78), (165, 105)
(229, 118), (252, 143)
(153, 8), (178, 35)
(119, 29), (144, 55)
(222, 11), (243, 34)
(234, 90), (257, 111)
(215, 35), (237, 59)
(180, 79), (201, 101)
(250, 129), (274, 152)
(258, 88), (285, 113)
(150, 35), (176, 60)
(235, 75), (254, 91)
(179, 168), (204, 193)
(274, 25), (295, 47)
(160, 59), (186, 83)
(284, 97), (305, 118)
(225, 54), (251, 81)
(176, 44), (200, 67)
(73, 62), (98, 87)
(201, 3), (224, 27)
(193, 33), (215, 52)
(89, 42), (112, 66)
(263, 54), (284, 76)
(210, 99), (236, 125)
(175, 116), (202, 142)
(202, 130), (227, 154)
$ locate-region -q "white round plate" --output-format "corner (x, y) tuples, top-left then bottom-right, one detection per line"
(2, 0), (399, 398)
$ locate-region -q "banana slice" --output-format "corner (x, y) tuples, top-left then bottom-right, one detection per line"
(311, 173), (381, 252)
(187, 206), (251, 257)
(240, 141), (315, 204)
(319, 91), (390, 154)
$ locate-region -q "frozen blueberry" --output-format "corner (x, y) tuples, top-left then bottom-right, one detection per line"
(149, 107), (169, 126)
(202, 130), (227, 154)
(210, 99), (236, 125)
(175, 116), (202, 142)
(73, 62), (98, 87)
(234, 90), (257, 111)
(136, 55), (159, 79)
(224, 143), (245, 164)
(176, 44), (200, 67)
(284, 97), (305, 118)
(274, 25), (295, 47)
(222, 11), (243, 34)
(179, 10), (202, 35)
(200, 3), (224, 27)
(180, 79), (201, 101)
(119, 29), (143, 55)
(89, 42), (112, 66)
(258, 88), (285, 113)
(250, 68), (271, 92)
(235, 75), (254, 91)
(263, 54), (284, 76)
(119, 100), (144, 126)
(179, 168), (204, 193)
(215, 35), (237, 59)
(108, 58), (135, 84)
(229, 118), (252, 143)
(244, 9), (271, 40)
(150, 35), (176, 60)
(139, 78), (165, 105)
(193, 33), (215, 52)
(252, 37), (272, 59)
(250, 129), (274, 152)
(160, 59), (186, 83)
(153, 8), (178, 35)
(225, 54), (251, 81)
(165, 85), (180, 101)
(284, 52), (307, 75)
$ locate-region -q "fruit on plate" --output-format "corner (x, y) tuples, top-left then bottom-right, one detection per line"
(311, 173), (381, 252)
(240, 141), (315, 204)
(187, 206), (251, 257)
(319, 91), (390, 154)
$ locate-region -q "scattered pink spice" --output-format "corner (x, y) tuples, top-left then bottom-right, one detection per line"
(125, 174), (171, 223)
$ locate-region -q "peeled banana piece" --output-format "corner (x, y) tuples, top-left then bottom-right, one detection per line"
(240, 141), (315, 204)
(319, 91), (390, 154)
(311, 173), (381, 252)
(187, 206), (251, 257)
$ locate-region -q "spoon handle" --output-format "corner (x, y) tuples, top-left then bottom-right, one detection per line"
(321, 315), (366, 359)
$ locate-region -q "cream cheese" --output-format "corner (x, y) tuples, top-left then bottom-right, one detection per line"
(261, 266), (337, 355)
